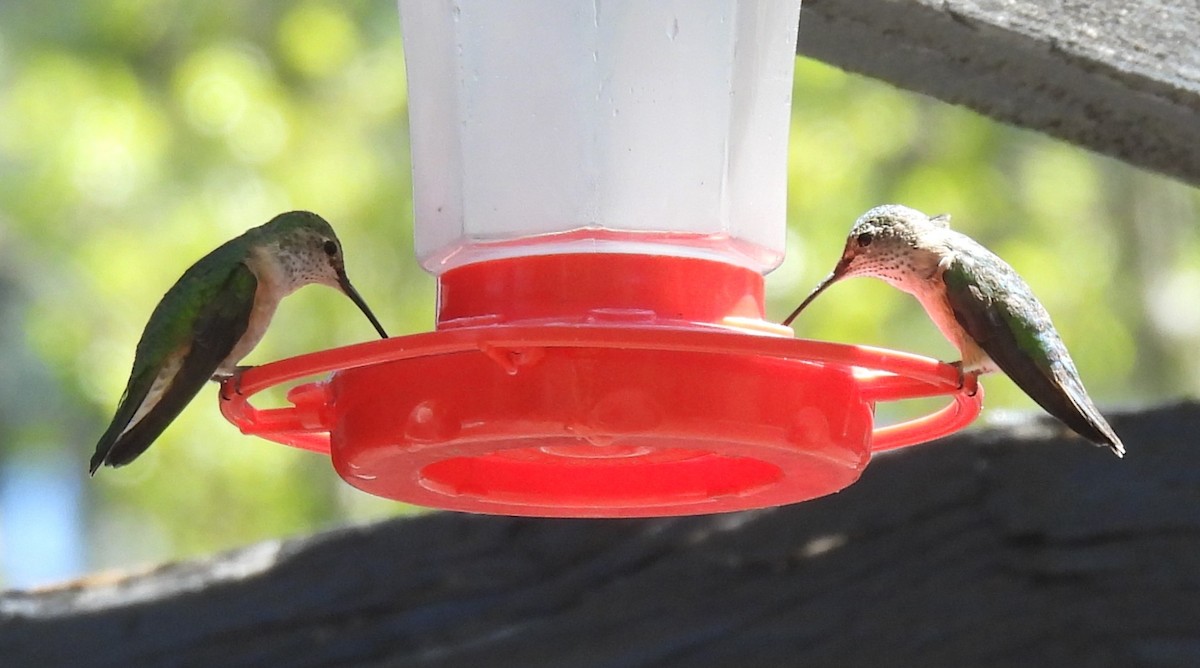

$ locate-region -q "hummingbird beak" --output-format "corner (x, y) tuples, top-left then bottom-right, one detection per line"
(336, 271), (389, 339)
(781, 256), (851, 327)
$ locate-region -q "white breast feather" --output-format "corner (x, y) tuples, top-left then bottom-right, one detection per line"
(905, 254), (997, 373)
(216, 249), (294, 374)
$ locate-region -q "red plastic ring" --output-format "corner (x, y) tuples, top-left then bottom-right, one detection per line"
(219, 326), (981, 517)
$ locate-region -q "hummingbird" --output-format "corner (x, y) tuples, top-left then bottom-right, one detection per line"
(783, 204), (1124, 457)
(89, 210), (389, 475)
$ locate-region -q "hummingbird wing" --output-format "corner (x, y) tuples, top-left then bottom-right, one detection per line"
(90, 261), (258, 473)
(942, 252), (1124, 455)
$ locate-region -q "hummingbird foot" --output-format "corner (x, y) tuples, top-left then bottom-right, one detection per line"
(216, 366), (252, 400)
(949, 361), (979, 397)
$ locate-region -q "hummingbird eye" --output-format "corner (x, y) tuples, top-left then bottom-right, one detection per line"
(322, 240), (339, 256)
(856, 232), (874, 248)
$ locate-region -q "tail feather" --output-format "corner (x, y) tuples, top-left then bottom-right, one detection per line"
(90, 420), (133, 475)
(1015, 367), (1125, 458)
(1050, 394), (1125, 458)
(89, 381), (154, 476)
(89, 418), (173, 474)
(986, 350), (1125, 458)
(89, 362), (212, 474)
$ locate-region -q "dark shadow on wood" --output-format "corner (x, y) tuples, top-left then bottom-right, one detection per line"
(4, 402), (1199, 667)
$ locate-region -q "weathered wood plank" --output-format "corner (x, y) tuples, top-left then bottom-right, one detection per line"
(798, 0), (1200, 185)
(4, 403), (1199, 667)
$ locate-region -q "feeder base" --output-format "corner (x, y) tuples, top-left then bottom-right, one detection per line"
(220, 326), (980, 517)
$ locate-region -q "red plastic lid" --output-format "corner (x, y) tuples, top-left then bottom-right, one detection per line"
(220, 254), (981, 517)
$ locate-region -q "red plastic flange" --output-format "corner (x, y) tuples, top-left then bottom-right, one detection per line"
(219, 254), (982, 517)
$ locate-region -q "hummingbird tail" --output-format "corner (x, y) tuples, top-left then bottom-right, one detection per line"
(90, 355), (220, 474)
(91, 376), (210, 474)
(90, 412), (164, 474)
(89, 450), (108, 475)
(90, 387), (147, 476)
(1092, 422), (1125, 458)
(1045, 394), (1125, 458)
(91, 427), (162, 474)
(1047, 378), (1125, 458)
(1107, 439), (1126, 458)
(989, 356), (1126, 458)
(1030, 392), (1125, 457)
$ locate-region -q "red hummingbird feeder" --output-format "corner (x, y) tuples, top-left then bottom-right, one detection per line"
(219, 0), (982, 517)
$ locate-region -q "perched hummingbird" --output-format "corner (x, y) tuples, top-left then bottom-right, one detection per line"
(89, 210), (389, 474)
(783, 204), (1124, 457)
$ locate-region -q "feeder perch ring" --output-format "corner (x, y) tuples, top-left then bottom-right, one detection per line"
(219, 326), (981, 517)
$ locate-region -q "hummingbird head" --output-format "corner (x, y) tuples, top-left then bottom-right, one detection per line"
(264, 211), (389, 338)
(835, 204), (950, 284)
(782, 204), (951, 326)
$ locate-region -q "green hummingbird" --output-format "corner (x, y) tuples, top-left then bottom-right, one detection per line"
(783, 204), (1124, 457)
(89, 210), (389, 475)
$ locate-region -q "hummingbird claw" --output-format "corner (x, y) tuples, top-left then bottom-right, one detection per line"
(949, 361), (979, 397)
(217, 366), (251, 400)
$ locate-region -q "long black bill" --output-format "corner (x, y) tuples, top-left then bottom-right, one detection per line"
(781, 259), (849, 327)
(338, 273), (389, 338)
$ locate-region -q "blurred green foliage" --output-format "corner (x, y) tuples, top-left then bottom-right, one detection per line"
(0, 0), (1197, 586)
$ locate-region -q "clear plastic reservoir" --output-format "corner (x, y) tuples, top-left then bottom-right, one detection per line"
(398, 0), (801, 274)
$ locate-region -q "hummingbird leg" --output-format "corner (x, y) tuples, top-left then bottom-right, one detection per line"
(216, 366), (253, 400)
(948, 361), (979, 397)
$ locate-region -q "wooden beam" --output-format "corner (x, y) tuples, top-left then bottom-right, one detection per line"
(797, 0), (1200, 186)
(5, 403), (1200, 666)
